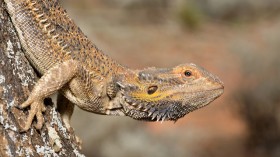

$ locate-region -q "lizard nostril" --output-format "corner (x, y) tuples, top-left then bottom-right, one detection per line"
(147, 86), (158, 95)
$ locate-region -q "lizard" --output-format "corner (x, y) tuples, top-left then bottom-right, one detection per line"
(3, 0), (224, 131)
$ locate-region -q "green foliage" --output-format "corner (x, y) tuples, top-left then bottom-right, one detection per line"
(178, 0), (280, 27)
(178, 2), (203, 29)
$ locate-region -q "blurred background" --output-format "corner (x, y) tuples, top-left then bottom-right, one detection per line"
(61, 0), (280, 156)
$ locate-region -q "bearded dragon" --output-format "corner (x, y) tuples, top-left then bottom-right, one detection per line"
(4, 0), (224, 131)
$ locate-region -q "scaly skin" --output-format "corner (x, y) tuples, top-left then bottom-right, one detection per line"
(4, 0), (224, 131)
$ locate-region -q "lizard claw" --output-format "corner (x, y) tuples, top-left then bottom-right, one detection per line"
(20, 99), (46, 132)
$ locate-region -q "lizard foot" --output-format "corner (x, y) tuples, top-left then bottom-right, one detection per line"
(20, 99), (46, 131)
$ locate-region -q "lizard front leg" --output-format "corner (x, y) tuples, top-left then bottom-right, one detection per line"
(20, 59), (78, 131)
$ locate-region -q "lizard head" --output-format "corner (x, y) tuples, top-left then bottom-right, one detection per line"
(110, 63), (224, 122)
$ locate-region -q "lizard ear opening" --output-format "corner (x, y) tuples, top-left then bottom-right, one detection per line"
(147, 85), (158, 95)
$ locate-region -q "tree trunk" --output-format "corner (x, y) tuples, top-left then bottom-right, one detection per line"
(0, 0), (84, 156)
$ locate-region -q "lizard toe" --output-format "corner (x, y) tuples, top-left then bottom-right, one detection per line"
(35, 111), (44, 130)
(19, 99), (33, 109)
(21, 100), (46, 131)
(21, 108), (36, 132)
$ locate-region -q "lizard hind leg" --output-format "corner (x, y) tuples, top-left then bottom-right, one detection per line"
(57, 93), (74, 130)
(19, 59), (78, 131)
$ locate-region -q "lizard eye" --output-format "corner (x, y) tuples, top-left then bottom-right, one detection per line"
(147, 85), (158, 95)
(184, 70), (192, 77)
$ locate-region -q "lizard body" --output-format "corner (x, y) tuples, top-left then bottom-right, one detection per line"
(4, 0), (224, 131)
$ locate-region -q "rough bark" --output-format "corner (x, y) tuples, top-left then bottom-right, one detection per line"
(0, 1), (84, 156)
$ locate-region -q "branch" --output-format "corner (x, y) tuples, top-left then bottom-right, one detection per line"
(0, 1), (84, 156)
